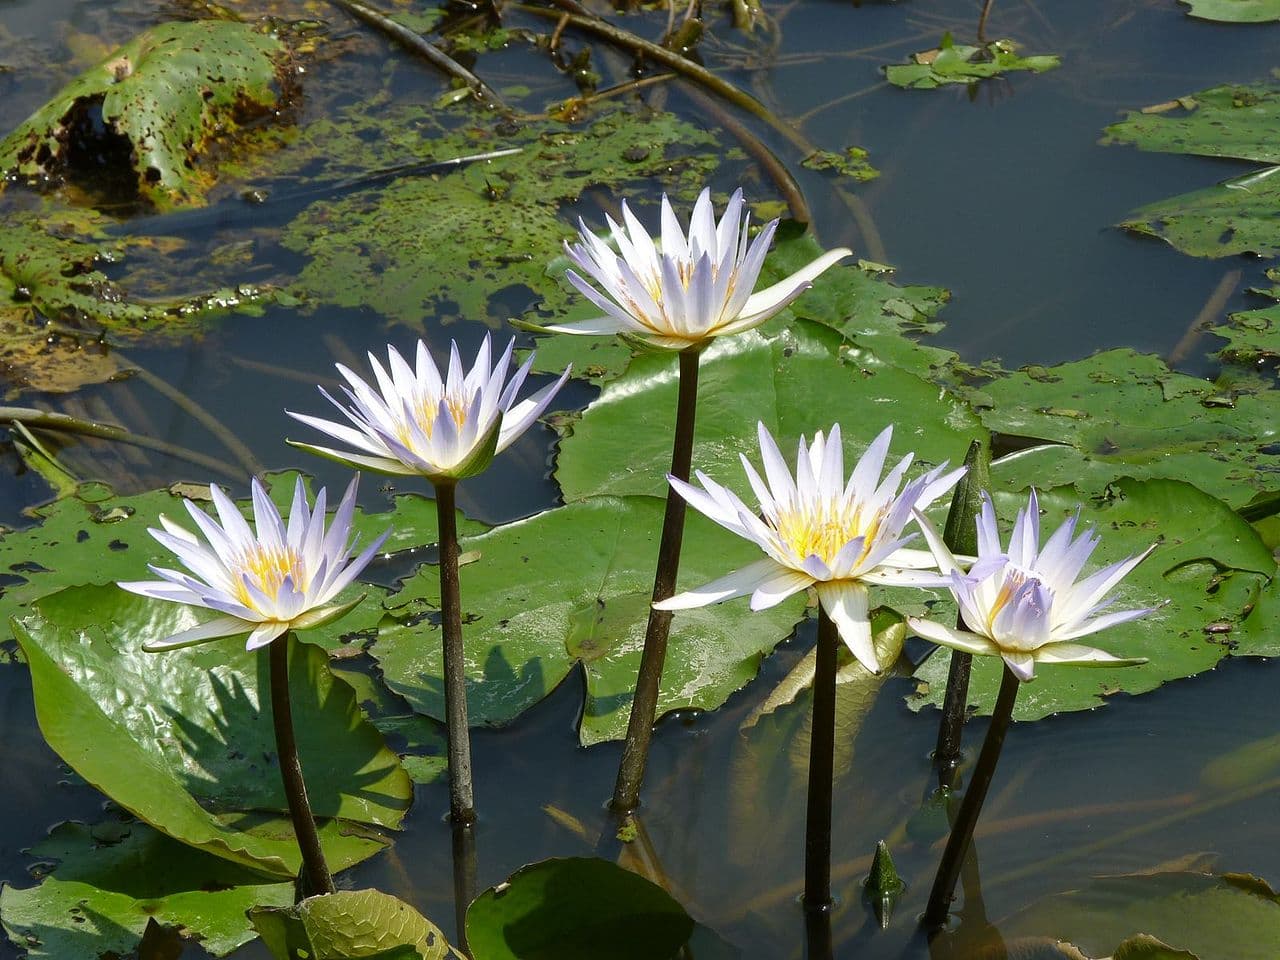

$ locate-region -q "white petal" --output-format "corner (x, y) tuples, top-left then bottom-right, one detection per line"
(815, 581), (878, 673)
(654, 557), (794, 610)
(737, 246), (851, 319)
(142, 615), (252, 652)
(245, 622), (290, 651)
(906, 617), (1000, 657)
(1033, 642), (1147, 667)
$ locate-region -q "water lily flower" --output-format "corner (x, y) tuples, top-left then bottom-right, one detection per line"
(119, 476), (387, 652)
(654, 422), (964, 673)
(287, 334), (570, 483)
(907, 490), (1157, 682)
(543, 188), (851, 349)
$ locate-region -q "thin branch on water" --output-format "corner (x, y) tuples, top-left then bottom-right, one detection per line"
(0, 406), (240, 480)
(1167, 269), (1240, 367)
(327, 0), (509, 110)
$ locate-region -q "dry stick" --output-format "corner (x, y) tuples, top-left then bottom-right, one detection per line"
(923, 664), (1020, 930)
(0, 406), (240, 479)
(1167, 269), (1241, 367)
(803, 607), (839, 913)
(933, 439), (990, 789)
(435, 481), (477, 823)
(327, 0), (509, 110)
(270, 633), (336, 899)
(611, 348), (700, 813)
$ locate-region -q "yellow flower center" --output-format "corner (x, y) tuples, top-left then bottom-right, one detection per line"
(234, 544), (305, 612)
(982, 569), (1047, 640)
(400, 392), (472, 447)
(774, 498), (881, 568)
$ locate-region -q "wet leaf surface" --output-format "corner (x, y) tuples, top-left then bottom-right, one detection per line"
(885, 34), (1060, 89)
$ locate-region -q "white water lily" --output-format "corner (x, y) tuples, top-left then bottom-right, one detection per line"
(543, 188), (851, 349)
(119, 476), (388, 652)
(654, 422), (964, 673)
(907, 490), (1157, 682)
(287, 334), (570, 483)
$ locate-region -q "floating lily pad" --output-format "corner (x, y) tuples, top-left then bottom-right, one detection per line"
(13, 584), (412, 876)
(0, 21), (290, 210)
(282, 109), (722, 328)
(801, 146), (879, 182)
(885, 34), (1061, 90)
(1002, 871), (1280, 960)
(555, 319), (981, 502)
(1179, 0), (1280, 22)
(910, 477), (1275, 720)
(0, 817), (293, 958)
(251, 889), (456, 960)
(465, 858), (693, 960)
(374, 496), (808, 746)
(965, 348), (1280, 507)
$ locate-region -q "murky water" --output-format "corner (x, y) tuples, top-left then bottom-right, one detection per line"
(2, 1), (1280, 958)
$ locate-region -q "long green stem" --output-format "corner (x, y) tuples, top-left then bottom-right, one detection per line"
(269, 633), (336, 899)
(923, 664), (1020, 930)
(804, 608), (839, 913)
(435, 481), (477, 823)
(611, 348), (701, 813)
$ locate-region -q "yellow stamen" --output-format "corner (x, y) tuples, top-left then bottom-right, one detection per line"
(774, 498), (881, 567)
(234, 544), (305, 612)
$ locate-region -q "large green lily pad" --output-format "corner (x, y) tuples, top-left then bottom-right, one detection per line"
(374, 496), (808, 746)
(0, 817), (293, 958)
(910, 477), (1275, 720)
(964, 348), (1280, 508)
(1002, 872), (1280, 960)
(282, 109), (723, 328)
(0, 21), (289, 210)
(13, 585), (412, 877)
(1179, 0), (1280, 22)
(251, 889), (456, 960)
(555, 319), (981, 502)
(465, 858), (693, 960)
(885, 34), (1060, 89)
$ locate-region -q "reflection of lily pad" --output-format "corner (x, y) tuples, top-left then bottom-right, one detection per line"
(283, 109), (722, 328)
(0, 817), (293, 959)
(885, 34), (1060, 89)
(374, 496), (808, 746)
(910, 477), (1275, 720)
(0, 21), (289, 210)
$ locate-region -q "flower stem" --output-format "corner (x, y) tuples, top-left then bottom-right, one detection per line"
(451, 821), (477, 955)
(923, 664), (1020, 930)
(611, 348), (701, 813)
(269, 632), (335, 899)
(435, 481), (476, 824)
(804, 607), (839, 913)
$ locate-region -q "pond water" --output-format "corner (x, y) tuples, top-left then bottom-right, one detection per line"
(2, 1), (1280, 958)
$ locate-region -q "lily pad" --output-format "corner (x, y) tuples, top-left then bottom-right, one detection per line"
(13, 584), (413, 876)
(282, 109), (722, 328)
(801, 146), (880, 182)
(374, 496), (808, 746)
(0, 21), (290, 210)
(465, 858), (694, 960)
(964, 348), (1280, 507)
(555, 319), (981, 502)
(885, 34), (1061, 90)
(0, 817), (293, 958)
(910, 477), (1275, 720)
(1179, 0), (1280, 22)
(1002, 871), (1280, 960)
(250, 889), (456, 960)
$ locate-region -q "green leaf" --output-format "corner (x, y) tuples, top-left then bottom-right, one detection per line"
(1179, 0), (1280, 22)
(465, 858), (694, 960)
(0, 21), (288, 210)
(13, 585), (412, 876)
(966, 349), (1280, 507)
(0, 817), (293, 959)
(910, 477), (1274, 719)
(1112, 934), (1200, 959)
(555, 319), (981, 502)
(1002, 871), (1280, 960)
(1118, 166), (1280, 259)
(1103, 85), (1280, 164)
(374, 496), (808, 745)
(800, 146), (880, 182)
(250, 889), (455, 960)
(885, 38), (1061, 89)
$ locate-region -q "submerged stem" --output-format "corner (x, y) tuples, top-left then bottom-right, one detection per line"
(436, 481), (477, 823)
(451, 821), (477, 954)
(269, 633), (336, 900)
(923, 664), (1020, 930)
(611, 348), (701, 813)
(804, 607), (839, 913)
